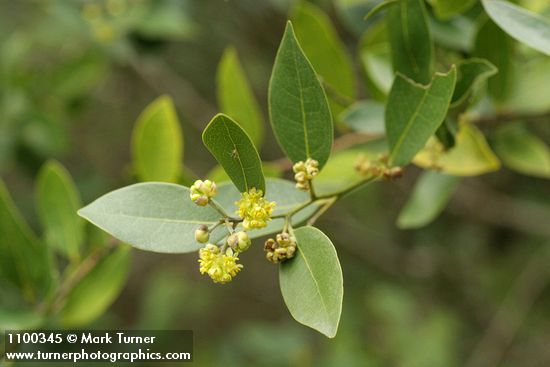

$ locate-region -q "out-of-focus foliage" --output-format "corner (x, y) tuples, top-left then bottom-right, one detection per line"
(1, 0), (550, 365)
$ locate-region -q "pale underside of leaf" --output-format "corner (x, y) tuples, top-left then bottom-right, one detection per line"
(279, 226), (343, 338)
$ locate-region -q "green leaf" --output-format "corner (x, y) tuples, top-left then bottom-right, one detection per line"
(452, 58), (498, 106)
(279, 226), (343, 338)
(429, 16), (476, 52)
(308, 148), (366, 195)
(292, 2), (356, 115)
(0, 180), (52, 302)
(386, 67), (457, 166)
(427, 0), (477, 20)
(397, 171), (459, 229)
(339, 100), (385, 135)
(131, 95), (183, 182)
(0, 307), (44, 330)
(504, 58), (550, 113)
(474, 19), (513, 101)
(269, 21), (333, 169)
(35, 160), (84, 260)
(78, 182), (221, 254)
(202, 113), (265, 193)
(364, 0), (400, 21)
(387, 0), (434, 84)
(78, 180), (319, 254)
(435, 118), (459, 150)
(359, 22), (393, 99)
(414, 123), (501, 176)
(207, 162), (282, 183)
(482, 0), (550, 56)
(314, 140), (388, 196)
(493, 123), (550, 179)
(60, 246), (131, 327)
(217, 47), (264, 146)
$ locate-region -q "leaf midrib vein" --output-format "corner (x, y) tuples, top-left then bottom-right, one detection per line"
(298, 245), (331, 324)
(221, 116), (250, 191)
(391, 81), (432, 161)
(291, 40), (311, 159)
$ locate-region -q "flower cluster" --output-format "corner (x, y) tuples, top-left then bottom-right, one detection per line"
(235, 188), (276, 230)
(292, 158), (319, 191)
(198, 244), (243, 284)
(264, 232), (297, 263)
(190, 180), (217, 206)
(354, 154), (403, 180)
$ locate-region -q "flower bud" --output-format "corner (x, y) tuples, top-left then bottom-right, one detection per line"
(194, 224), (210, 243)
(236, 232), (251, 252)
(190, 179), (218, 206)
(383, 167), (403, 180)
(292, 158), (319, 191)
(264, 233), (297, 264)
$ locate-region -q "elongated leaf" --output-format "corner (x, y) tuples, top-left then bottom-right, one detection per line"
(292, 2), (356, 115)
(217, 47), (264, 146)
(474, 19), (513, 101)
(78, 182), (221, 254)
(78, 180), (319, 254)
(202, 113), (265, 193)
(482, 0), (550, 56)
(429, 16), (477, 52)
(279, 226), (343, 338)
(397, 171), (459, 229)
(131, 95), (183, 182)
(35, 160), (84, 260)
(387, 0), (434, 84)
(207, 162), (282, 183)
(60, 246), (131, 327)
(452, 58), (498, 106)
(359, 22), (393, 99)
(364, 0), (400, 21)
(269, 21), (333, 168)
(386, 67), (457, 166)
(0, 180), (52, 301)
(494, 124), (550, 178)
(339, 101), (385, 135)
(427, 0), (477, 20)
(414, 123), (501, 175)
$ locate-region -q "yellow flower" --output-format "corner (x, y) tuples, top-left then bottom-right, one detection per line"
(198, 244), (243, 284)
(235, 188), (276, 230)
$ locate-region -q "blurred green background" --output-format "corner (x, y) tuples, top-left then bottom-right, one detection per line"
(1, 0), (550, 366)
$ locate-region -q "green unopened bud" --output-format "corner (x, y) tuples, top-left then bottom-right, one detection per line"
(195, 224), (210, 243)
(190, 179), (218, 206)
(236, 232), (251, 252)
(227, 231), (251, 252)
